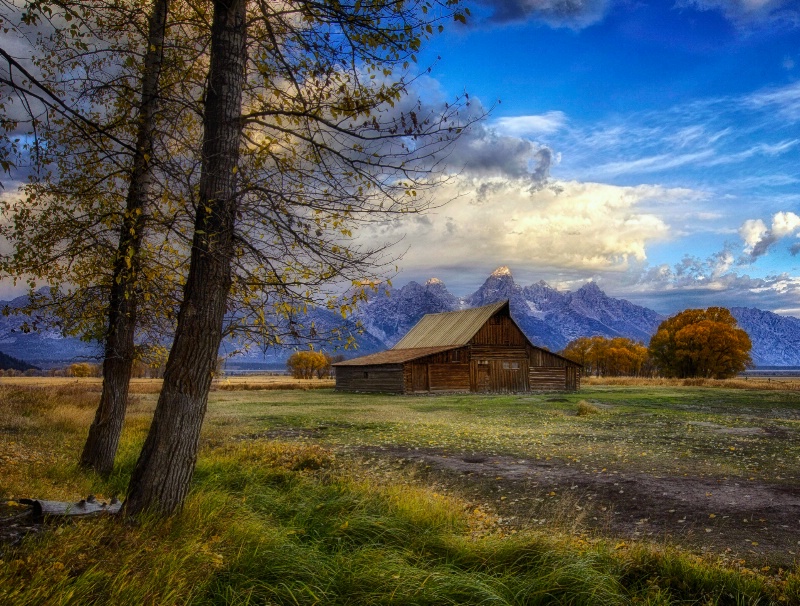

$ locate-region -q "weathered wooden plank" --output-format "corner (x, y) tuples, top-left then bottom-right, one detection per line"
(470, 314), (528, 346)
(429, 363), (470, 391)
(19, 495), (122, 519)
(529, 367), (570, 390)
(335, 365), (404, 393)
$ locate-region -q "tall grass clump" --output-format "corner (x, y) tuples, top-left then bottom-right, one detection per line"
(576, 399), (601, 416)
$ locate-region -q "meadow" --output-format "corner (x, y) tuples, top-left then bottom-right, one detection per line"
(1, 378), (798, 604)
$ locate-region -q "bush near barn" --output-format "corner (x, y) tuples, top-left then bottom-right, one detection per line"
(286, 351), (340, 379)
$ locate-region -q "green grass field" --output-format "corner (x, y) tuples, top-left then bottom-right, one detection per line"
(1, 379), (798, 604)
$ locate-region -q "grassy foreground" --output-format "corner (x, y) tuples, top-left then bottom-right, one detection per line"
(0, 381), (798, 604)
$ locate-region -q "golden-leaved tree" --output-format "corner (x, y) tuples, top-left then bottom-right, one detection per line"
(648, 307), (752, 379)
(1, 0), (201, 476)
(287, 351), (333, 379)
(3, 0), (476, 495)
(122, 0), (474, 516)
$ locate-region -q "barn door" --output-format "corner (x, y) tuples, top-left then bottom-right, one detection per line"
(411, 364), (429, 392)
(473, 361), (490, 392)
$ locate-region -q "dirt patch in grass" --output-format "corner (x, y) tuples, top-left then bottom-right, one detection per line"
(346, 444), (800, 567)
(688, 421), (766, 436)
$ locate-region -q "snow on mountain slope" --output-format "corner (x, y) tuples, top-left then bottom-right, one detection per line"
(348, 268), (799, 365)
(3, 268), (800, 367)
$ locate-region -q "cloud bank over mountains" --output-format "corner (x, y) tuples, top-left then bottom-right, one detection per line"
(367, 61), (800, 315)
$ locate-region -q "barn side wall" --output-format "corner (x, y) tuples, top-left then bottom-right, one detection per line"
(334, 364), (405, 393)
(403, 347), (471, 392)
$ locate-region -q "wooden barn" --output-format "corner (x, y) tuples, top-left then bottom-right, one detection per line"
(333, 300), (581, 393)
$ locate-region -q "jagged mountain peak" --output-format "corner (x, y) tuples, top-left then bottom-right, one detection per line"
(466, 266), (523, 308)
(426, 277), (445, 287)
(491, 265), (512, 278)
(575, 281), (604, 297)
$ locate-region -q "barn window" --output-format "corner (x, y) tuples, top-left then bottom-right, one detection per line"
(451, 350), (460, 362)
(511, 362), (520, 370)
(363, 371), (369, 378)
(502, 362), (510, 370)
(478, 360), (489, 365)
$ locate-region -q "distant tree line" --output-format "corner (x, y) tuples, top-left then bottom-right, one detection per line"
(561, 336), (654, 378)
(0, 350), (40, 372)
(560, 307), (752, 379)
(0, 356), (164, 378)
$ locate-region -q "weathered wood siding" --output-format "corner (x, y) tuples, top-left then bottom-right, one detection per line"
(467, 318), (534, 392)
(529, 347), (574, 368)
(567, 366), (581, 391)
(471, 313), (528, 347)
(403, 347), (471, 392)
(335, 365), (405, 393)
(469, 358), (528, 392)
(528, 367), (580, 391)
(429, 363), (470, 391)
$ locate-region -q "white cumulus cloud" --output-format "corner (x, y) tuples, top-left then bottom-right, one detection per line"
(363, 178), (677, 276)
(739, 211), (800, 259)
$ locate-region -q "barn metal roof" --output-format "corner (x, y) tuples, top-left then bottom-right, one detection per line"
(392, 300), (509, 349)
(332, 346), (458, 367)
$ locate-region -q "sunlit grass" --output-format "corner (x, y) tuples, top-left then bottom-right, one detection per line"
(202, 386), (800, 484)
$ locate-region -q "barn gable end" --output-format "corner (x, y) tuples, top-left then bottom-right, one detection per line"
(334, 300), (581, 393)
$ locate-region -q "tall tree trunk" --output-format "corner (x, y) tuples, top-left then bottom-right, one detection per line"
(124, 0), (247, 516)
(80, 0), (170, 476)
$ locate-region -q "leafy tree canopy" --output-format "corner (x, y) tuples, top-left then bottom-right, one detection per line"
(648, 307), (752, 379)
(286, 350), (337, 379)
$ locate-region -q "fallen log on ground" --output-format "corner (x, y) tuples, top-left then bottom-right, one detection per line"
(18, 495), (122, 520)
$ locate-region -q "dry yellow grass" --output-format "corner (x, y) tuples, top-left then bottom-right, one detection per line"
(1, 383), (796, 604)
(214, 376), (334, 391)
(585, 375), (800, 391)
(0, 375), (334, 394)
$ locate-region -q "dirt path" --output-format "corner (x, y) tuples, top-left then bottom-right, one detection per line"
(345, 444), (800, 566)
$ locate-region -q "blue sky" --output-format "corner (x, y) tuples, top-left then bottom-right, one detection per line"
(3, 0), (800, 317)
(364, 0), (800, 315)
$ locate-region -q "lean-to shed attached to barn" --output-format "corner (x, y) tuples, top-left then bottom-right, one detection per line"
(333, 300), (580, 393)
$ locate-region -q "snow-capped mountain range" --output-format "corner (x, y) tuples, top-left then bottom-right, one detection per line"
(2, 266), (800, 367)
(350, 266), (800, 367)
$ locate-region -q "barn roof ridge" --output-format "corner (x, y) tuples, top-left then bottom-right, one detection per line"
(391, 300), (509, 350)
